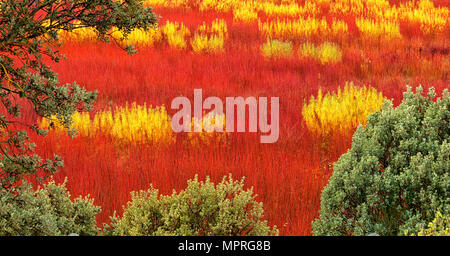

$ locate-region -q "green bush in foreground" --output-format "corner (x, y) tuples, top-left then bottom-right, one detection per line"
(313, 87), (449, 236)
(0, 179), (100, 236)
(107, 174), (278, 236)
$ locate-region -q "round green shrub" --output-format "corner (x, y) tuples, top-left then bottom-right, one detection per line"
(312, 87), (449, 236)
(107, 174), (278, 236)
(0, 179), (101, 236)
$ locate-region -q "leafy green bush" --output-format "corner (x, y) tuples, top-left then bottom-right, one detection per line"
(312, 87), (449, 236)
(0, 179), (100, 236)
(107, 174), (278, 236)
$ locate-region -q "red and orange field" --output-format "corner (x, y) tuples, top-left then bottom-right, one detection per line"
(23, 0), (449, 235)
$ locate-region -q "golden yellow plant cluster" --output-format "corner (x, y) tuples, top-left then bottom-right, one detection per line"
(188, 113), (228, 146)
(190, 19), (228, 54)
(258, 18), (330, 40)
(397, 1), (448, 35)
(143, 0), (448, 37)
(302, 82), (385, 137)
(59, 19), (228, 55)
(299, 42), (342, 64)
(57, 22), (99, 42)
(59, 21), (162, 46)
(39, 103), (175, 144)
(39, 104), (228, 146)
(258, 18), (349, 42)
(233, 7), (258, 23)
(412, 212), (450, 236)
(143, 0), (191, 9)
(335, 0), (449, 35)
(261, 40), (342, 64)
(259, 1), (320, 18)
(161, 21), (191, 50)
(59, 1), (448, 53)
(261, 39), (293, 59)
(160, 0), (322, 17)
(356, 18), (401, 40)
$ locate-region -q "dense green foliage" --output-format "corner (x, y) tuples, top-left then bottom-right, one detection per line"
(312, 87), (449, 236)
(106, 175), (279, 236)
(0, 179), (100, 235)
(0, 0), (158, 190)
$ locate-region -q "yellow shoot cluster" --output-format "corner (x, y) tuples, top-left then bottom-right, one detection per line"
(329, 0), (367, 16)
(356, 18), (402, 41)
(412, 212), (450, 236)
(143, 0), (191, 9)
(59, 0), (448, 49)
(39, 103), (229, 146)
(59, 19), (228, 54)
(299, 42), (342, 64)
(59, 21), (162, 46)
(188, 113), (228, 146)
(302, 82), (385, 137)
(261, 39), (293, 59)
(199, 0), (320, 19)
(398, 0), (449, 35)
(199, 0), (236, 13)
(111, 27), (163, 47)
(331, 20), (349, 36)
(191, 19), (228, 54)
(161, 21), (191, 50)
(191, 34), (225, 54)
(260, 1), (319, 18)
(258, 18), (331, 40)
(151, 0), (447, 36)
(39, 103), (175, 145)
(233, 7), (258, 24)
(58, 22), (98, 42)
(345, 0), (448, 36)
(197, 19), (229, 39)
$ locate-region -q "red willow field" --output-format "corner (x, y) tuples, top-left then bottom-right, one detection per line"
(22, 1), (449, 235)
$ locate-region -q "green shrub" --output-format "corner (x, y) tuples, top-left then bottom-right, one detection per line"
(0, 179), (100, 236)
(107, 174), (278, 236)
(312, 87), (449, 236)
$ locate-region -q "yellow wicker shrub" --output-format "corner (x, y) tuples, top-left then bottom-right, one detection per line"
(261, 39), (293, 59)
(233, 7), (258, 23)
(111, 26), (162, 47)
(58, 21), (98, 42)
(39, 103), (174, 145)
(398, 0), (448, 35)
(329, 0), (364, 16)
(161, 21), (191, 50)
(191, 19), (227, 54)
(191, 34), (225, 54)
(61, 0), (449, 44)
(197, 19), (228, 39)
(258, 18), (329, 40)
(299, 42), (342, 64)
(259, 2), (316, 18)
(143, 0), (190, 9)
(59, 21), (162, 46)
(302, 82), (385, 137)
(331, 20), (349, 36)
(412, 212), (450, 236)
(199, 0), (236, 13)
(356, 18), (401, 40)
(187, 113), (228, 146)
